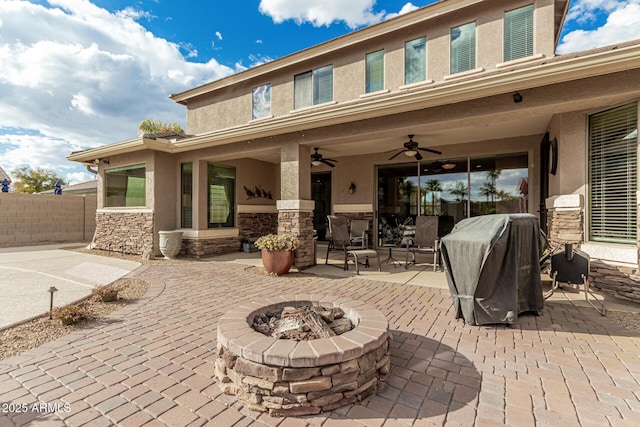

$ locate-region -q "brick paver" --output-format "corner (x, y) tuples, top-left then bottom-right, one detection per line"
(0, 261), (639, 426)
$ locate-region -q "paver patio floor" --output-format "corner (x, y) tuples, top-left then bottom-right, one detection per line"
(1, 261), (639, 426)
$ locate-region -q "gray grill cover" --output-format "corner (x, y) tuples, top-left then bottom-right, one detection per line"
(440, 214), (544, 325)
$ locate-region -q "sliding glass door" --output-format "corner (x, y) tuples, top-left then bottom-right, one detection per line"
(377, 153), (528, 246)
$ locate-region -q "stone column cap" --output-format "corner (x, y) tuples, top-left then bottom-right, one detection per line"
(277, 199), (315, 212)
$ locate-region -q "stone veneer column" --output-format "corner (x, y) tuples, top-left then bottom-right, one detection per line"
(545, 194), (584, 249)
(277, 200), (315, 269)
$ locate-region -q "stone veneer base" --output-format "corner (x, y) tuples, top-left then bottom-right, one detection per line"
(216, 295), (391, 417)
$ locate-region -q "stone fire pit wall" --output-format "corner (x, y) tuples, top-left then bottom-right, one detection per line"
(215, 295), (391, 417)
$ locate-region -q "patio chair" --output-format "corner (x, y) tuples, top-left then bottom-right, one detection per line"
(349, 219), (369, 249)
(325, 215), (380, 274)
(405, 215), (440, 271)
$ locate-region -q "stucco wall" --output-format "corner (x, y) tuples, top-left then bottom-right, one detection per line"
(0, 193), (96, 247)
(185, 0), (558, 135)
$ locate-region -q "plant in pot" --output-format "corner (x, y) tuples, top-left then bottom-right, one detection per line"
(93, 283), (123, 302)
(254, 234), (299, 276)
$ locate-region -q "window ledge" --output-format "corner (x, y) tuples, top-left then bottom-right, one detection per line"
(444, 68), (485, 81)
(496, 53), (545, 69)
(98, 208), (152, 214)
(581, 242), (638, 267)
(399, 80), (434, 91)
(248, 115), (274, 123)
(181, 228), (239, 239)
(289, 101), (337, 115)
(360, 89), (390, 99)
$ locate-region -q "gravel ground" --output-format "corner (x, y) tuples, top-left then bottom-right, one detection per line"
(0, 278), (149, 361)
(1, 248), (638, 361)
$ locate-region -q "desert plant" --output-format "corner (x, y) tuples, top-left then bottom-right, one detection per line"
(52, 304), (88, 325)
(92, 283), (123, 302)
(254, 234), (299, 251)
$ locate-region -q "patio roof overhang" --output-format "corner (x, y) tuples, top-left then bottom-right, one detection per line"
(67, 42), (640, 165)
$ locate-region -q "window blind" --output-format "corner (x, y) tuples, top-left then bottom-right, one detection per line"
(294, 72), (312, 109)
(405, 37), (426, 85)
(366, 50), (384, 93)
(589, 103), (638, 243)
(451, 22), (476, 74)
(504, 4), (533, 61)
(313, 65), (333, 105)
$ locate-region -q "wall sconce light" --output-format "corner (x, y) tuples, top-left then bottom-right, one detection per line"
(349, 182), (356, 194)
(513, 92), (523, 103)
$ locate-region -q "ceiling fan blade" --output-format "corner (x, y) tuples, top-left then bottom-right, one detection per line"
(324, 158), (338, 162)
(388, 150), (404, 160)
(415, 151), (423, 161)
(321, 159), (336, 167)
(417, 147), (443, 155)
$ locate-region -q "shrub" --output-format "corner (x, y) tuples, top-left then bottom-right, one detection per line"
(52, 304), (87, 325)
(254, 234), (299, 251)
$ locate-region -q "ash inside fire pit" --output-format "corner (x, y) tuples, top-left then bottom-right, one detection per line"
(252, 306), (354, 340)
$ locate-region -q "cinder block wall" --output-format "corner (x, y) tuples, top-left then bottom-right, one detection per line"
(0, 193), (97, 247)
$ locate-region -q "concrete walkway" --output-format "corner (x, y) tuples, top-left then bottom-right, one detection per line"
(0, 249), (639, 426)
(0, 244), (141, 330)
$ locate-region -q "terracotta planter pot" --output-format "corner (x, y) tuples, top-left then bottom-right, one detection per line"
(261, 249), (294, 276)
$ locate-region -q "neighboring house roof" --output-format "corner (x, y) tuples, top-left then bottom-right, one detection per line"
(0, 165), (11, 183)
(39, 180), (97, 195)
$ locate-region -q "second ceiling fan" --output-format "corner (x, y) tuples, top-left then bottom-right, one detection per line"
(311, 147), (338, 168)
(389, 135), (442, 161)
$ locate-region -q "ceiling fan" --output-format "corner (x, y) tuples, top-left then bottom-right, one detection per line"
(311, 147), (338, 168)
(388, 135), (442, 161)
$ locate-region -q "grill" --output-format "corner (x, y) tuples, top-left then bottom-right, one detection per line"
(547, 243), (606, 315)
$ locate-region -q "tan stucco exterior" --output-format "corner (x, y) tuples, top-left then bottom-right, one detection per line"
(68, 0), (640, 281)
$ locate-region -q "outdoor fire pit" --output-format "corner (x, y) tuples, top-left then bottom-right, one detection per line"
(215, 295), (391, 417)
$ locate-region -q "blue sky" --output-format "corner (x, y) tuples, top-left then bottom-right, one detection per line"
(1, 0), (639, 185)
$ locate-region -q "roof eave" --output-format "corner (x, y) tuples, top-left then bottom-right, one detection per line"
(170, 43), (640, 151)
(66, 137), (174, 163)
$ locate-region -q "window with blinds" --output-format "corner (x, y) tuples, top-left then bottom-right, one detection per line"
(504, 4), (533, 62)
(181, 162), (192, 228)
(366, 50), (384, 93)
(589, 103), (638, 243)
(451, 22), (476, 74)
(404, 37), (426, 85)
(294, 65), (333, 109)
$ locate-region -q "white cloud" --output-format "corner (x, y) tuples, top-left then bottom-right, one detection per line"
(384, 2), (420, 20)
(259, 0), (385, 28)
(215, 31), (223, 40)
(0, 0), (234, 184)
(558, 0), (640, 53)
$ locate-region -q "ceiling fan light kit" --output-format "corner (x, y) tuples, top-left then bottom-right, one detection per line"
(389, 135), (442, 161)
(310, 147), (338, 168)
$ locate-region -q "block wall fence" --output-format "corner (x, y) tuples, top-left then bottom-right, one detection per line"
(0, 193), (96, 247)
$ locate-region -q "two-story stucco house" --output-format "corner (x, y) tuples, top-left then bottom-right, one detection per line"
(68, 0), (640, 301)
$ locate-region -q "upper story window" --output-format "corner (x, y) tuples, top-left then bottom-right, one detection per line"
(504, 4), (534, 62)
(252, 84), (271, 120)
(589, 103), (638, 243)
(366, 50), (384, 93)
(451, 22), (476, 74)
(404, 37), (426, 85)
(294, 65), (333, 109)
(105, 164), (146, 207)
